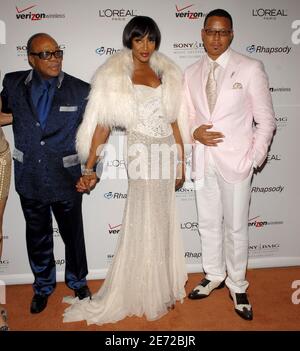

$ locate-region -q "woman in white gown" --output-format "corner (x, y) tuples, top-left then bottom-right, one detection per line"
(63, 16), (188, 325)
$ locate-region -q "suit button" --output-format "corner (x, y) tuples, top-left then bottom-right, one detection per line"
(40, 141), (45, 146)
(36, 122), (40, 127)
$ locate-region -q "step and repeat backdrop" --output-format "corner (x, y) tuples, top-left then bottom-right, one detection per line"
(0, 0), (299, 284)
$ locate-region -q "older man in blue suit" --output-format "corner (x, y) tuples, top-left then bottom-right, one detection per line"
(0, 33), (92, 313)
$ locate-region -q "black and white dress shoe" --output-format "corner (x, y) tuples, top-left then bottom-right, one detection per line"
(30, 294), (49, 314)
(188, 278), (225, 299)
(74, 285), (92, 300)
(230, 292), (253, 320)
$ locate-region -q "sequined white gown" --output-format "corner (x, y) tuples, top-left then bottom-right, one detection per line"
(63, 85), (187, 325)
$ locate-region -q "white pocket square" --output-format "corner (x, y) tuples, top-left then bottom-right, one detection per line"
(59, 106), (78, 112)
(232, 82), (243, 89)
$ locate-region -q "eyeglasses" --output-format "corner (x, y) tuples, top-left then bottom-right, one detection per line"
(204, 29), (232, 37)
(30, 50), (64, 60)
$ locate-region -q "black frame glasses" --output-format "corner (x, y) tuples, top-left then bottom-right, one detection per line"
(30, 50), (64, 60)
(204, 29), (232, 37)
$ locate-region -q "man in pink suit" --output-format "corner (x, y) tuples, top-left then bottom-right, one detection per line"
(184, 9), (276, 320)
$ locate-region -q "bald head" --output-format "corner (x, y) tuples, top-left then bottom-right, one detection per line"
(27, 33), (56, 55)
(27, 33), (63, 80)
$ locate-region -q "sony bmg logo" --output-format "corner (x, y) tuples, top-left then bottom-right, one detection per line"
(275, 117), (288, 122)
(252, 9), (287, 17)
(173, 42), (204, 50)
(17, 44), (65, 52)
(249, 243), (280, 250)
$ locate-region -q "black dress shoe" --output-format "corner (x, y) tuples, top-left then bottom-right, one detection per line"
(74, 285), (91, 300)
(230, 292), (253, 321)
(30, 294), (48, 314)
(188, 278), (225, 299)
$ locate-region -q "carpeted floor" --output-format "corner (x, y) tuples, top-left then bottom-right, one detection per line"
(3, 266), (300, 331)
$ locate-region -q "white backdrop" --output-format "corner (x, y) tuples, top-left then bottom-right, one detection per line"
(0, 0), (299, 285)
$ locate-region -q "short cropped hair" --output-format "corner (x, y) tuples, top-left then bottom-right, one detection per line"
(122, 16), (161, 50)
(204, 9), (233, 29)
(26, 33), (51, 55)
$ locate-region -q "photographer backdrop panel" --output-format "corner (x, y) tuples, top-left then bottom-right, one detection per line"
(0, 0), (299, 284)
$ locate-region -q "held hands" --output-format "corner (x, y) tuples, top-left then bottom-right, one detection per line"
(0, 112), (13, 126)
(193, 124), (224, 146)
(76, 173), (98, 193)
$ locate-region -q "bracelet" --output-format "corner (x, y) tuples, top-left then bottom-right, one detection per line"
(82, 167), (95, 176)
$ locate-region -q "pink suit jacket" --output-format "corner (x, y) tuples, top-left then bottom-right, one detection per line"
(183, 49), (276, 183)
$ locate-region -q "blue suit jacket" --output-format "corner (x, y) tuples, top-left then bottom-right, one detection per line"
(1, 70), (90, 203)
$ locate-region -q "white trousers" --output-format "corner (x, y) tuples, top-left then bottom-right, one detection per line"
(194, 156), (253, 293)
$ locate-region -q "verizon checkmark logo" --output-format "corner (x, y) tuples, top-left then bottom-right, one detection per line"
(16, 5), (36, 13)
(175, 4), (194, 12)
(175, 4), (205, 19)
(108, 224), (122, 230)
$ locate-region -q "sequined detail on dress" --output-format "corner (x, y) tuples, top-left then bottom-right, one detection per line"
(132, 85), (172, 138)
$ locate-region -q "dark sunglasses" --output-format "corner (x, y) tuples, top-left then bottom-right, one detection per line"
(30, 50), (64, 60)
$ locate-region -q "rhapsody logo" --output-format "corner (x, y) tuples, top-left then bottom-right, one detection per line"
(0, 19), (6, 44)
(252, 8), (287, 19)
(251, 185), (284, 194)
(104, 192), (127, 199)
(108, 224), (122, 234)
(15, 4), (65, 20)
(246, 44), (291, 54)
(175, 4), (205, 19)
(269, 87), (291, 93)
(292, 20), (300, 45)
(95, 46), (120, 56)
(248, 216), (283, 228)
(267, 154), (281, 163)
(99, 8), (137, 20)
(55, 259), (65, 266)
(185, 251), (201, 259)
(53, 227), (60, 237)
